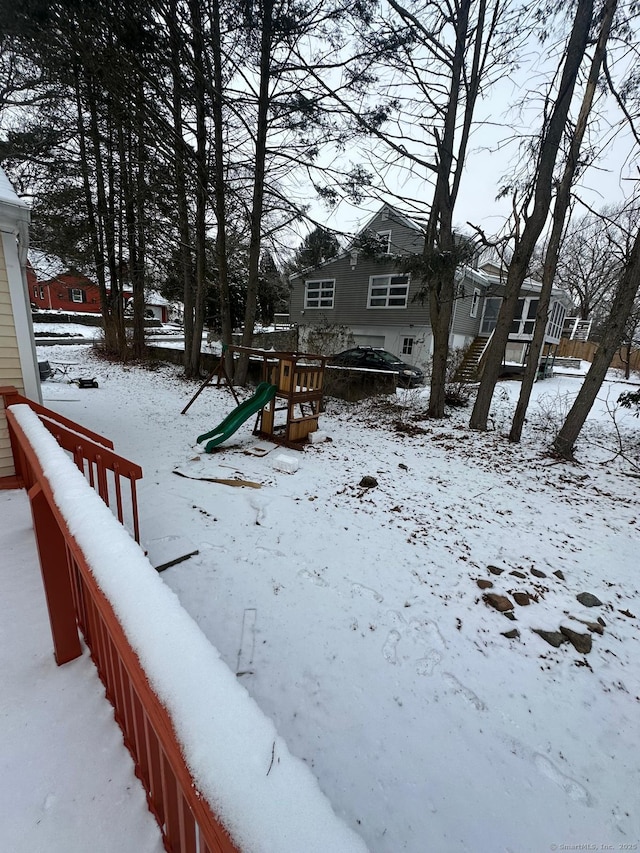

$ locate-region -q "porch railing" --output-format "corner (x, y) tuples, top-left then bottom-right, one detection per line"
(2, 387), (142, 542)
(2, 388), (366, 853)
(4, 390), (238, 852)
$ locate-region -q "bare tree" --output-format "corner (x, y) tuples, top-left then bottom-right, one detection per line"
(509, 0), (617, 443)
(553, 221), (640, 458)
(469, 0), (595, 430)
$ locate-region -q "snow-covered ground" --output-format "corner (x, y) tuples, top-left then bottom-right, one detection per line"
(27, 343), (640, 851)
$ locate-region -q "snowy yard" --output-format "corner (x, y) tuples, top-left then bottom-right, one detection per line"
(37, 344), (640, 853)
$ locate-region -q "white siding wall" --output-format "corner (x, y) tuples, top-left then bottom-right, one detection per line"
(0, 239), (22, 478)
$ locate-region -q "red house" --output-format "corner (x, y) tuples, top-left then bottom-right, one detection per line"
(28, 265), (132, 313)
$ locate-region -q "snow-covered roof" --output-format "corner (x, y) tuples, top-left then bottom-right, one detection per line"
(0, 167), (30, 229)
(144, 289), (170, 306)
(28, 249), (68, 281)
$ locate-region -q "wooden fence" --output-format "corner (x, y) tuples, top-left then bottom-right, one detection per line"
(556, 338), (640, 373)
(3, 387), (239, 853)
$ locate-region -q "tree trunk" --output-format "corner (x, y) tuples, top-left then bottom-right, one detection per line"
(185, 0), (208, 379)
(424, 0), (470, 419)
(74, 65), (116, 352)
(210, 0), (234, 378)
(235, 0), (274, 386)
(509, 0), (616, 443)
(553, 227), (640, 458)
(470, 0), (594, 430)
(167, 0), (193, 371)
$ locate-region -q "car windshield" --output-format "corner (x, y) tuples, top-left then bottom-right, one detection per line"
(375, 351), (403, 365)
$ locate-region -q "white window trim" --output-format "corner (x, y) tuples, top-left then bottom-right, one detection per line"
(470, 288), (480, 318)
(402, 336), (414, 355)
(367, 274), (410, 309)
(71, 288), (84, 303)
(304, 279), (335, 309)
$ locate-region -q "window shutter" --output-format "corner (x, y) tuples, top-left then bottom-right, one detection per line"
(82, 290), (87, 303)
(67, 288), (73, 301)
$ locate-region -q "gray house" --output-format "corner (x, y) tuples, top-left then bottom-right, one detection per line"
(289, 204), (570, 377)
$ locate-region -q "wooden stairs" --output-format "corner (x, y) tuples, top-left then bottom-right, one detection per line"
(454, 336), (491, 383)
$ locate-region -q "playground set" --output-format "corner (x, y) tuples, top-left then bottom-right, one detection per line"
(182, 345), (327, 452)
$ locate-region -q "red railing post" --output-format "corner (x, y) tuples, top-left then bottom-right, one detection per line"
(28, 482), (82, 665)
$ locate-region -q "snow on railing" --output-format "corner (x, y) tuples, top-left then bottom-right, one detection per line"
(2, 387), (142, 541)
(5, 400), (367, 853)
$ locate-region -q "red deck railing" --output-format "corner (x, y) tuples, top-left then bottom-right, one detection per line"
(2, 387), (142, 542)
(3, 388), (239, 853)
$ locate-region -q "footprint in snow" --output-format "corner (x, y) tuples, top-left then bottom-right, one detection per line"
(416, 649), (443, 676)
(387, 611), (446, 675)
(443, 673), (486, 711)
(534, 753), (593, 806)
(298, 569), (329, 587)
(382, 629), (401, 665)
(350, 582), (383, 603)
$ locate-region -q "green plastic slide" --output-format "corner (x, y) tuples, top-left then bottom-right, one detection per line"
(196, 382), (278, 452)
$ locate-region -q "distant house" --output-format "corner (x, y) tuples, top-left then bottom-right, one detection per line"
(289, 203), (570, 376)
(0, 167), (40, 485)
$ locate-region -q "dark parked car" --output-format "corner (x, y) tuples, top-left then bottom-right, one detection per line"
(329, 347), (425, 387)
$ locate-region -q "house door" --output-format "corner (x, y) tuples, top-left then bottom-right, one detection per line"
(480, 297), (501, 334)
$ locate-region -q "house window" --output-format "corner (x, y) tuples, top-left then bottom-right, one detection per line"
(510, 297), (539, 336)
(304, 279), (335, 309)
(470, 288), (481, 318)
(546, 301), (566, 342)
(368, 274), (409, 308)
(376, 230), (392, 254)
(70, 288), (86, 303)
(402, 337), (414, 355)
(39, 285), (44, 299)
(33, 285), (38, 298)
(480, 296), (501, 334)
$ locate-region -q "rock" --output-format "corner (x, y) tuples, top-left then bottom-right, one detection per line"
(585, 621), (604, 635)
(510, 570), (527, 579)
(560, 626), (592, 654)
(597, 616), (606, 627)
(487, 565), (504, 575)
(501, 629), (520, 639)
(476, 579), (493, 590)
(553, 570), (566, 580)
(532, 629), (569, 648)
(503, 611), (517, 621)
(359, 476), (378, 488)
(398, 463), (408, 470)
(577, 592), (603, 608)
(483, 593), (514, 612)
(513, 591), (531, 606)
(531, 568), (547, 578)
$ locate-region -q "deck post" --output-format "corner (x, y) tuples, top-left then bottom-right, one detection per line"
(28, 482), (82, 665)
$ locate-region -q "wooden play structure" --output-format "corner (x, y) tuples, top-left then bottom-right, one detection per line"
(183, 345), (327, 446)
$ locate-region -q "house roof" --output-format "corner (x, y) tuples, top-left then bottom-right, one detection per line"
(289, 202), (424, 281)
(353, 203), (425, 240)
(28, 249), (68, 281)
(0, 167), (30, 230)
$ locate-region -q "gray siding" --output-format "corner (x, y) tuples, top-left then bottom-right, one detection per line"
(290, 210), (430, 329)
(291, 253), (431, 328)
